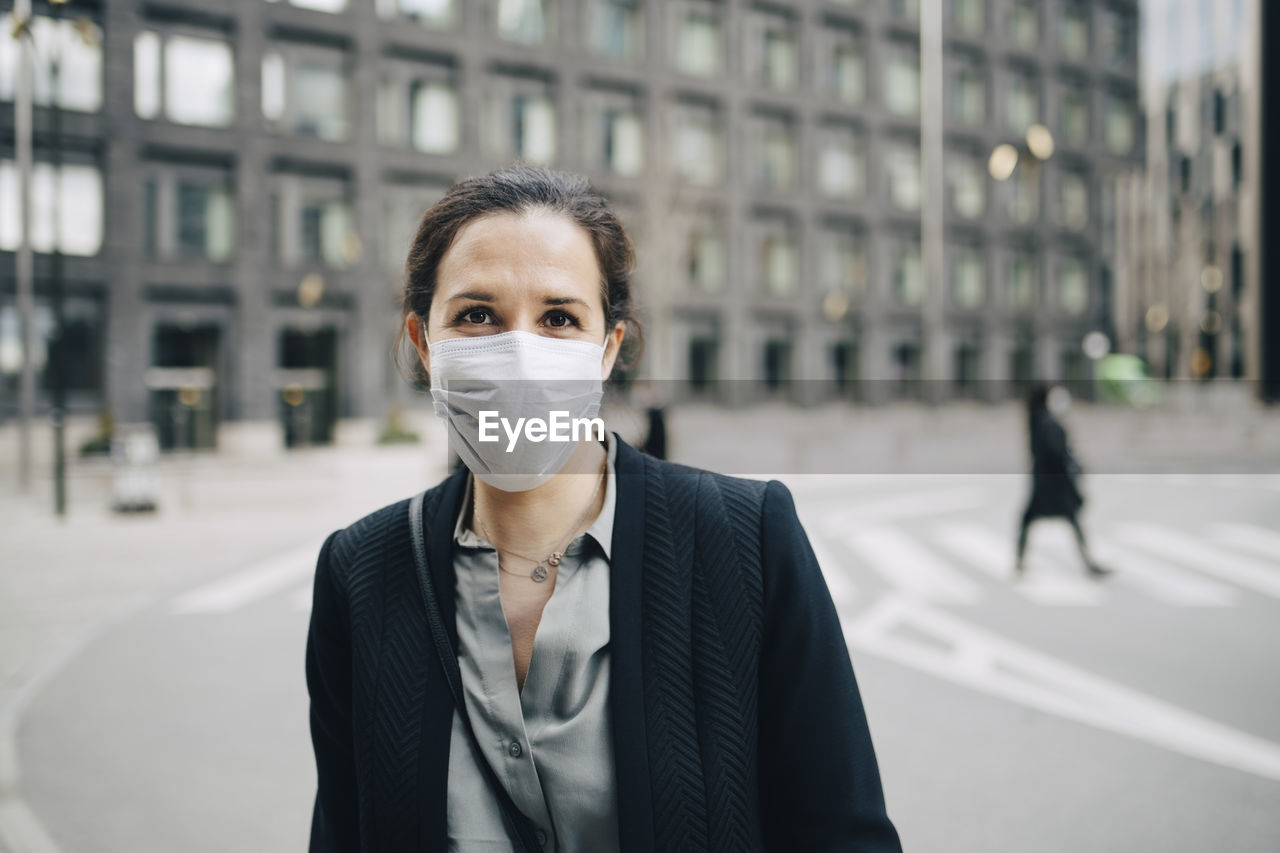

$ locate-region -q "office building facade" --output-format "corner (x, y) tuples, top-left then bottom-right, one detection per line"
(0, 0), (1141, 449)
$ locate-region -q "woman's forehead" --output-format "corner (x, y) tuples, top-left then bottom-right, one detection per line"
(440, 211), (600, 289)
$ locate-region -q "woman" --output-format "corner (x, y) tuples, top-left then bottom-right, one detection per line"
(1014, 382), (1109, 577)
(306, 165), (900, 852)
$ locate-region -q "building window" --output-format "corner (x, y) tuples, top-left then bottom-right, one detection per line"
(376, 0), (456, 27)
(947, 150), (985, 219)
(1103, 95), (1135, 154)
(378, 67), (460, 154)
(262, 48), (350, 142)
(1231, 142), (1243, 189)
(1060, 2), (1089, 60)
(0, 160), (103, 257)
(497, 0), (551, 43)
(1006, 0), (1039, 49)
(589, 0), (642, 59)
(272, 175), (356, 269)
(889, 0), (921, 21)
(512, 94), (556, 163)
(1006, 68), (1038, 132)
(817, 125), (865, 200)
(884, 45), (920, 116)
(0, 13), (103, 113)
(1057, 168), (1089, 230)
(820, 226), (868, 298)
(1061, 84), (1090, 145)
(758, 222), (797, 296)
(1004, 165), (1039, 224)
(277, 0), (349, 12)
(675, 3), (722, 77)
(134, 31), (233, 127)
(598, 107), (643, 177)
(753, 12), (797, 92)
(754, 115), (796, 191)
(381, 183), (448, 272)
(948, 56), (985, 125)
(141, 167), (235, 262)
(1057, 255), (1089, 315)
(825, 32), (865, 104)
(952, 246), (985, 308)
(671, 100), (722, 187)
(1099, 6), (1136, 65)
(886, 141), (921, 211)
(0, 299), (105, 402)
(1007, 250), (1036, 310)
(948, 0), (984, 36)
(686, 227), (725, 292)
(892, 242), (923, 305)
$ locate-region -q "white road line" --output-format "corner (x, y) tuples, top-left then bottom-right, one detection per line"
(842, 527), (982, 605)
(843, 594), (1280, 782)
(1090, 537), (1240, 607)
(808, 534), (858, 609)
(1208, 523), (1280, 563)
(1113, 523), (1280, 600)
(820, 487), (987, 532)
(170, 540), (324, 614)
(931, 522), (1104, 606)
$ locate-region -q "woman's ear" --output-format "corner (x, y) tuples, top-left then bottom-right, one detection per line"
(600, 321), (626, 380)
(406, 314), (430, 375)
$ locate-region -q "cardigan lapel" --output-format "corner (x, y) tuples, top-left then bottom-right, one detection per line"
(610, 437), (657, 853)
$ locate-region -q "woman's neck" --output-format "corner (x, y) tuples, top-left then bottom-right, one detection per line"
(470, 439), (608, 555)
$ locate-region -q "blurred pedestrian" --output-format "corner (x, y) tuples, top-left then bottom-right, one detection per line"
(634, 380), (668, 460)
(1015, 382), (1110, 578)
(305, 166), (900, 852)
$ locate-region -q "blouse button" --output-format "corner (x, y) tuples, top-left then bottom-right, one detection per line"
(508, 740), (523, 758)
(536, 829), (548, 846)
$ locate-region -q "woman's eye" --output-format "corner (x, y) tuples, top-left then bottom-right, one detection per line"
(461, 309), (491, 325)
(544, 311), (578, 329)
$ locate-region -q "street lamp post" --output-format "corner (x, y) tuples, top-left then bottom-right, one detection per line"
(12, 0), (35, 492)
(10, 0), (95, 514)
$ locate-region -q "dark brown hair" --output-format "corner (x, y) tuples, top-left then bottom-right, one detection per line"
(394, 164), (643, 381)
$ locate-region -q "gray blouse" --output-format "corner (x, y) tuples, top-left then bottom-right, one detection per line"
(446, 435), (620, 853)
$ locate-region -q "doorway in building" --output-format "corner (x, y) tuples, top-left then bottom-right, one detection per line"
(277, 327), (338, 448)
(148, 324), (221, 451)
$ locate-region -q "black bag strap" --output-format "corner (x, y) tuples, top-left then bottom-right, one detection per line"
(408, 491), (542, 853)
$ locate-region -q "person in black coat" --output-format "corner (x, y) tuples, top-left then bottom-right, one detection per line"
(306, 165), (901, 852)
(1015, 382), (1109, 577)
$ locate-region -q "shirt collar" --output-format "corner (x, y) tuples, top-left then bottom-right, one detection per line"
(453, 432), (618, 561)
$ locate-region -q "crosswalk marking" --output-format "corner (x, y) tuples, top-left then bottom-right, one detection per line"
(1113, 523), (1280, 600)
(1208, 523), (1280, 562)
(930, 522), (1104, 606)
(844, 594), (1280, 782)
(1090, 537), (1240, 607)
(820, 487), (987, 530)
(842, 527), (982, 605)
(170, 540), (323, 614)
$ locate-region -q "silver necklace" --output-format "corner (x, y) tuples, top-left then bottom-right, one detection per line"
(477, 464), (605, 583)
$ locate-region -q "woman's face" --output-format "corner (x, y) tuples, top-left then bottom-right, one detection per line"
(408, 211), (625, 379)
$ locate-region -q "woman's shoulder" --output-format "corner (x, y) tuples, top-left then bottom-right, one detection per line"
(327, 470), (465, 563)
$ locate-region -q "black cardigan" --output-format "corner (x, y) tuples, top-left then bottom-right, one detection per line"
(306, 436), (901, 852)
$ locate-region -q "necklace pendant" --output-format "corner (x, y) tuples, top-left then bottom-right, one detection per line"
(547, 551), (563, 567)
(531, 564), (549, 583)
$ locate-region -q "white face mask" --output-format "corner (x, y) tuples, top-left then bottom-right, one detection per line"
(427, 330), (606, 492)
(1047, 386), (1072, 416)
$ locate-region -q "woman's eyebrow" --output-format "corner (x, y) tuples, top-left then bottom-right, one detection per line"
(543, 296), (589, 307)
(446, 290), (496, 302)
